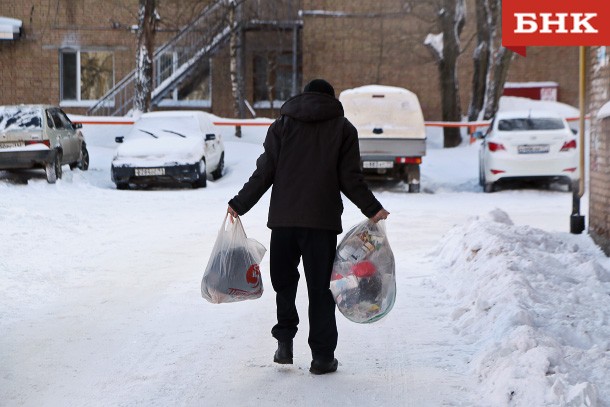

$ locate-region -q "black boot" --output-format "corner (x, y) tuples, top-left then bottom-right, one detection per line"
(273, 340), (293, 364)
(309, 358), (338, 375)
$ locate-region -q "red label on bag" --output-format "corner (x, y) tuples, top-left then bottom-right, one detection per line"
(502, 0), (610, 56)
(246, 264), (261, 287)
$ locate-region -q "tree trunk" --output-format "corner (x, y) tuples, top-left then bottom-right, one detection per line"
(228, 0), (245, 137)
(482, 0), (513, 120)
(483, 46), (513, 120)
(439, 0), (465, 148)
(134, 0), (157, 115)
(266, 52), (277, 117)
(467, 0), (490, 122)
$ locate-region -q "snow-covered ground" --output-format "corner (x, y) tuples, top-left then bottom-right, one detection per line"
(1, 114), (609, 407)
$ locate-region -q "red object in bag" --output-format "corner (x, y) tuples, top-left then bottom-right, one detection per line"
(351, 260), (377, 278)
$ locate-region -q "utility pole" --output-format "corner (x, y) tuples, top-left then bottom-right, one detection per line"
(570, 46), (587, 234)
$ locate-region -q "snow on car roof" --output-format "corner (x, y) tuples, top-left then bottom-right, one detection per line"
(139, 110), (203, 119)
(339, 84), (415, 97)
(494, 109), (564, 119)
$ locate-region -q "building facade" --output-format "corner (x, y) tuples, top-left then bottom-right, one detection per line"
(0, 0), (301, 118)
(589, 46), (610, 255)
(1, 0), (582, 120)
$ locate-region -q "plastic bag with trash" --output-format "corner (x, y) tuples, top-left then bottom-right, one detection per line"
(201, 215), (266, 304)
(330, 220), (396, 323)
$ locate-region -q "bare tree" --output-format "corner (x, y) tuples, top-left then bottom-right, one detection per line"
(467, 0), (490, 121)
(133, 0), (157, 114)
(227, 0), (245, 137)
(482, 46), (512, 120)
(467, 0), (514, 122)
(424, 0), (466, 148)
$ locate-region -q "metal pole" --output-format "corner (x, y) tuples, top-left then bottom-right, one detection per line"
(570, 46), (586, 234)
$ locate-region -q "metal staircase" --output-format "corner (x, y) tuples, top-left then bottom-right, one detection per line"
(87, 0), (230, 116)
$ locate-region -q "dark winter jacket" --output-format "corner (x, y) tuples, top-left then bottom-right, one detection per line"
(228, 92), (383, 233)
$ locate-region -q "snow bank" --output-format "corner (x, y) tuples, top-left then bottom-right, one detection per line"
(432, 209), (610, 406)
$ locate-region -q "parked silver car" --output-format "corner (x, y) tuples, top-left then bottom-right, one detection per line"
(0, 105), (89, 183)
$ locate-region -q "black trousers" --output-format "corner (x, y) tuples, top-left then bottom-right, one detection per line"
(270, 227), (338, 361)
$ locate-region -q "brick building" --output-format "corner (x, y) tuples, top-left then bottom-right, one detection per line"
(589, 46), (610, 255)
(0, 0), (301, 118)
(300, 0), (581, 119)
(1, 0), (581, 120)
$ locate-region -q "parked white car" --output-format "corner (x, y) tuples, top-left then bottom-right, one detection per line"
(478, 110), (579, 193)
(111, 111), (224, 189)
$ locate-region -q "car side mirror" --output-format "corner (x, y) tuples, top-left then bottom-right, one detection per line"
(115, 136), (124, 143)
(472, 130), (485, 139)
(74, 123), (83, 129)
(571, 128), (578, 135)
(205, 133), (216, 141)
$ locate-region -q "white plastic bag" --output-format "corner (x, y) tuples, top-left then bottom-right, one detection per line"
(201, 215), (266, 304)
(330, 219), (396, 323)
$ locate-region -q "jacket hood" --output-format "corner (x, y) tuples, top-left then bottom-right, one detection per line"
(280, 92), (344, 123)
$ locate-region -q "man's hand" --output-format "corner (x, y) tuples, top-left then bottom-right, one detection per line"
(370, 208), (390, 223)
(227, 205), (239, 222)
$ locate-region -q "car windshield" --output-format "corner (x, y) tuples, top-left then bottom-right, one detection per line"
(0, 106), (43, 132)
(133, 116), (200, 138)
(497, 117), (565, 131)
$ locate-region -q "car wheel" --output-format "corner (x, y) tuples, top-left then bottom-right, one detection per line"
(77, 144), (90, 171)
(192, 158), (207, 188)
(484, 182), (495, 193)
(45, 150), (62, 184)
(408, 182), (420, 193)
(211, 153), (224, 180)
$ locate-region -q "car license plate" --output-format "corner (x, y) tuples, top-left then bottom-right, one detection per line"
(135, 167), (165, 176)
(0, 141), (25, 149)
(518, 144), (550, 154)
(363, 161), (393, 169)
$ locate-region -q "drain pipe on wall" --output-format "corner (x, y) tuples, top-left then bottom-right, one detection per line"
(571, 46), (587, 234)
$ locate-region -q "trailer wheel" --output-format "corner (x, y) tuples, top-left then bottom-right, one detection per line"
(406, 163), (421, 193)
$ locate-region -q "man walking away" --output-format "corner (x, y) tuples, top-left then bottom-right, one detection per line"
(228, 79), (389, 375)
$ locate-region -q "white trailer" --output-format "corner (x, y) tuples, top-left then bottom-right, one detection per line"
(340, 85), (426, 192)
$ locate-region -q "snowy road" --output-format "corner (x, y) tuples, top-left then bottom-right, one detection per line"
(1, 132), (608, 407)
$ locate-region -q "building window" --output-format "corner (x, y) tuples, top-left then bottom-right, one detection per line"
(60, 50), (114, 104)
(253, 52), (297, 108)
(156, 52), (211, 108)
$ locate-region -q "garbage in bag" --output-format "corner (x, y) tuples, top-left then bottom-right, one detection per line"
(330, 220), (396, 323)
(201, 214), (266, 304)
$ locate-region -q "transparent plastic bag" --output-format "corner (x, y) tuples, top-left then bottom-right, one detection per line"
(201, 214), (266, 304)
(330, 219), (396, 323)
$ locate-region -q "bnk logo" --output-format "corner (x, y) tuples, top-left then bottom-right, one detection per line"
(502, 0), (610, 56)
(514, 13), (598, 34)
